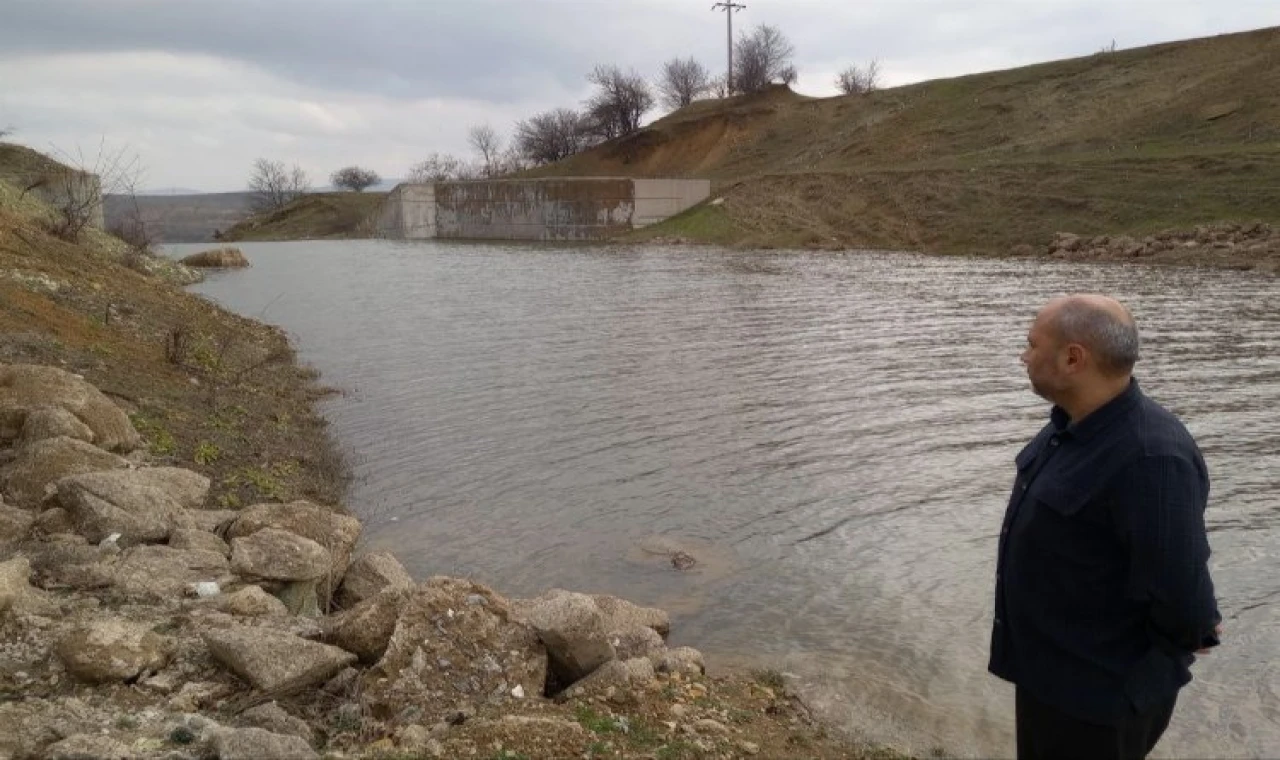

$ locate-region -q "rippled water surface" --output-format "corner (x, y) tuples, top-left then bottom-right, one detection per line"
(176, 240), (1280, 758)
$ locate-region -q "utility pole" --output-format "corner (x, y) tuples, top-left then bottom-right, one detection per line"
(712, 1), (746, 95)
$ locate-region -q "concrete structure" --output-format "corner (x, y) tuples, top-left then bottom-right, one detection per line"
(377, 177), (710, 242)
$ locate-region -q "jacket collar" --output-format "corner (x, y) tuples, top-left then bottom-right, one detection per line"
(1051, 378), (1142, 442)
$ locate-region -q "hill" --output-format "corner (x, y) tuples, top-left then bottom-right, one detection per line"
(104, 192), (256, 243)
(220, 191), (386, 241)
(537, 26), (1280, 253)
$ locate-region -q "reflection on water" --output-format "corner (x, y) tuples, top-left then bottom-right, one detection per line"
(177, 240), (1280, 758)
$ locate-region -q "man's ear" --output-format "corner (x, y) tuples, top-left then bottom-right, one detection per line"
(1063, 343), (1087, 370)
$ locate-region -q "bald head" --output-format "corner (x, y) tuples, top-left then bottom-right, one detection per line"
(1040, 295), (1139, 377)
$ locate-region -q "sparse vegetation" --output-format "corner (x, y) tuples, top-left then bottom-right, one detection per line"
(330, 166), (381, 193)
(658, 57), (713, 110)
(836, 60), (881, 95)
(247, 158), (310, 213)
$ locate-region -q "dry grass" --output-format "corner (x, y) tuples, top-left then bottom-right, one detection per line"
(221, 192), (386, 242)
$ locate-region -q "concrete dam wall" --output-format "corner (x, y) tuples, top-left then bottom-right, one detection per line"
(377, 177), (710, 241)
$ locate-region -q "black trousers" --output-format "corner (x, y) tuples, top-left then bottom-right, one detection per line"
(1015, 688), (1177, 760)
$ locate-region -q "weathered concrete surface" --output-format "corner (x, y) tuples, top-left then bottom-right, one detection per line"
(377, 178), (709, 242)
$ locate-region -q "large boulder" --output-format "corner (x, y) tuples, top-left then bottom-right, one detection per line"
(0, 556), (31, 614)
(230, 528), (329, 582)
(609, 624), (666, 662)
(173, 508), (239, 535)
(169, 528), (231, 557)
(0, 502), (34, 546)
(0, 436), (129, 507)
(0, 364), (141, 451)
(363, 578), (547, 721)
(19, 406), (94, 446)
(334, 550), (413, 609)
(110, 545), (229, 600)
(564, 657), (656, 699)
(592, 593), (671, 638)
(200, 585), (289, 618)
(323, 587), (408, 663)
(210, 727), (318, 760)
(181, 247), (250, 269)
(55, 617), (177, 683)
(56, 467), (209, 545)
(204, 627), (356, 695)
(227, 501), (360, 599)
(521, 589), (615, 685)
(657, 646), (706, 676)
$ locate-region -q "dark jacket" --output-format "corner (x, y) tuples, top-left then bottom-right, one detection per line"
(989, 379), (1220, 724)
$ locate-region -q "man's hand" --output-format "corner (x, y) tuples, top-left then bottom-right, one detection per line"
(1196, 624), (1223, 655)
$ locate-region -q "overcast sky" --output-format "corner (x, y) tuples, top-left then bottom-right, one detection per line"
(2, 0), (1276, 192)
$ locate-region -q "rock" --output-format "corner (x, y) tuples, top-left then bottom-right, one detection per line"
(1051, 232), (1082, 252)
(363, 578), (547, 722)
(181, 247), (251, 269)
(172, 508), (238, 534)
(275, 579), (322, 617)
(0, 502), (35, 544)
(0, 436), (129, 507)
(22, 534), (115, 590)
(522, 589), (615, 684)
(44, 734), (132, 760)
(20, 406), (94, 446)
(230, 528), (328, 582)
(334, 550), (413, 609)
(111, 545), (229, 600)
(169, 528), (231, 557)
(325, 587), (407, 663)
(57, 467), (208, 545)
(55, 617), (177, 683)
(658, 646), (706, 676)
(33, 506), (74, 534)
(203, 627), (356, 695)
(566, 657), (655, 698)
(211, 727), (317, 760)
(396, 725), (441, 755)
(0, 556), (31, 614)
(592, 593), (670, 638)
(228, 501), (360, 600)
(0, 364), (141, 451)
(238, 702), (316, 746)
(609, 624), (666, 662)
(201, 585), (288, 617)
(738, 740), (761, 755)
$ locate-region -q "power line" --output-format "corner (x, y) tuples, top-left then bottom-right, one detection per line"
(712, 1), (746, 95)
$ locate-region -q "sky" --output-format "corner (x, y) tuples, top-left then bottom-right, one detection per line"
(1, 0), (1277, 193)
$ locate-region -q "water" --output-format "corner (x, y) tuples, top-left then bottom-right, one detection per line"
(173, 240), (1280, 758)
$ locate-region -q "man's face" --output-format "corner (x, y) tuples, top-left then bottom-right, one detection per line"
(1021, 313), (1068, 402)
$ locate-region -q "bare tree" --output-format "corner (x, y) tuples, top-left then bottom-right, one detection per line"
(468, 125), (504, 177)
(330, 165), (381, 192)
(248, 158), (310, 212)
(406, 153), (478, 183)
(583, 65), (654, 140)
(32, 140), (140, 243)
(836, 60), (881, 95)
(515, 108), (594, 165)
(734, 24), (796, 94)
(658, 57), (712, 111)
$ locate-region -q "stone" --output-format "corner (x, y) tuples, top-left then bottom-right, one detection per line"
(592, 593), (671, 638)
(658, 646), (706, 676)
(566, 657), (655, 697)
(363, 577), (547, 722)
(211, 727), (318, 760)
(609, 624), (666, 662)
(324, 587), (408, 663)
(694, 718), (731, 736)
(44, 734), (132, 760)
(227, 501), (360, 600)
(33, 506), (74, 534)
(523, 589), (615, 684)
(0, 436), (129, 507)
(203, 626), (356, 695)
(169, 528), (230, 557)
(57, 467), (209, 545)
(0, 502), (35, 545)
(0, 556), (31, 614)
(231, 528), (329, 582)
(275, 579), (322, 617)
(180, 247), (250, 269)
(201, 585), (288, 617)
(334, 550), (413, 609)
(238, 702), (316, 746)
(172, 508), (238, 534)
(0, 364), (141, 451)
(55, 617), (177, 683)
(111, 545), (229, 600)
(19, 406), (94, 445)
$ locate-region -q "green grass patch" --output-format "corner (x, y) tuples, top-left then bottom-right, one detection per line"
(628, 203), (739, 246)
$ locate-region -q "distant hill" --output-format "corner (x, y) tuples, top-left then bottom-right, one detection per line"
(530, 25), (1280, 253)
(103, 192), (255, 243)
(219, 192), (386, 242)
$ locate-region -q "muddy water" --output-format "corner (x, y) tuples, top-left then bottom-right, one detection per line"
(178, 240), (1280, 758)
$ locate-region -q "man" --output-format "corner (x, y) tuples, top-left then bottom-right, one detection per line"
(990, 294), (1221, 760)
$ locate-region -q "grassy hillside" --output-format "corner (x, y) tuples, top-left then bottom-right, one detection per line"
(221, 192), (385, 241)
(538, 26), (1280, 252)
